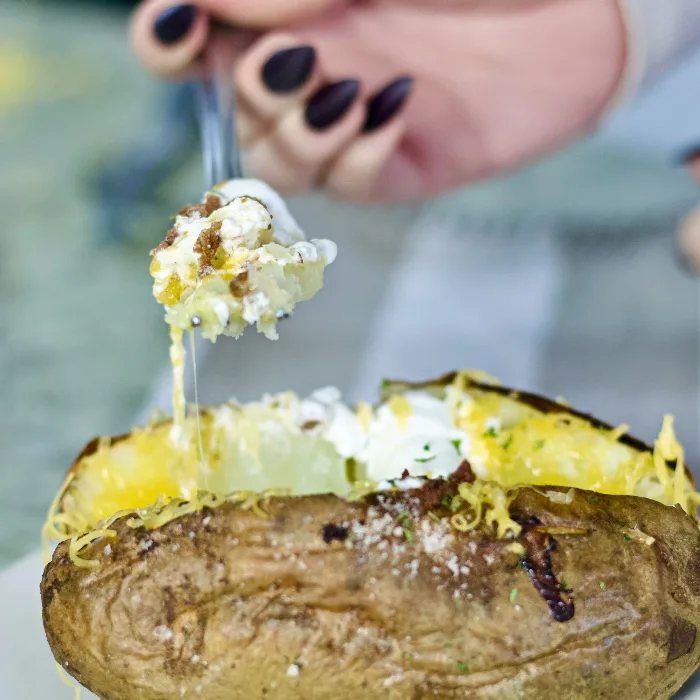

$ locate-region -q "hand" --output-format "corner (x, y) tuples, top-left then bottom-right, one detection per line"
(677, 151), (700, 274)
(130, 0), (626, 203)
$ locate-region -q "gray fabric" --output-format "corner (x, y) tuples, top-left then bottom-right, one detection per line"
(618, 0), (700, 97)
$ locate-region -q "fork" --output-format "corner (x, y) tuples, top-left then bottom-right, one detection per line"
(194, 29), (244, 188)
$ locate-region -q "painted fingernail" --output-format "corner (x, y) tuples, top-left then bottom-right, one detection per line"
(154, 4), (197, 46)
(363, 77), (413, 133)
(305, 80), (360, 130)
(262, 46), (316, 94)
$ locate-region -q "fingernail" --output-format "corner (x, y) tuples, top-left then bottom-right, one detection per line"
(262, 46), (316, 94)
(154, 4), (197, 46)
(305, 80), (360, 131)
(363, 77), (413, 133)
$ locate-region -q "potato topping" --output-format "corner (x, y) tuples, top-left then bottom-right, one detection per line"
(150, 179), (337, 341)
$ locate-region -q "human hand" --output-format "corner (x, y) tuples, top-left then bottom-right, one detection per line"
(130, 0), (626, 203)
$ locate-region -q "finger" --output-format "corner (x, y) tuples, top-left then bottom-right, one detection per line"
(130, 1), (210, 78)
(235, 33), (324, 147)
(185, 0), (345, 27)
(677, 206), (700, 275)
(244, 80), (364, 193)
(130, 0), (345, 79)
(323, 78), (414, 200)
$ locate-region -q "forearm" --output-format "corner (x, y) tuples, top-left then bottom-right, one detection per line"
(617, 0), (700, 100)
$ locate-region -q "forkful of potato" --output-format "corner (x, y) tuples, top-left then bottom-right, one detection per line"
(148, 28), (338, 343)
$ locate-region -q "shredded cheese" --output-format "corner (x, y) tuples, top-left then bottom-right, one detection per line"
(43, 373), (700, 569)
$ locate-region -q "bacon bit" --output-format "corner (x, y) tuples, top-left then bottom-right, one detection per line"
(194, 222), (222, 276)
(322, 524), (348, 544)
(519, 520), (574, 623)
(417, 478), (453, 511)
(229, 270), (250, 298)
(178, 194), (222, 219)
(202, 194), (222, 216)
(151, 227), (179, 254)
(449, 460), (476, 485)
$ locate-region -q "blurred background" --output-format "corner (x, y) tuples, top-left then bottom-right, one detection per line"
(1, 0), (699, 572)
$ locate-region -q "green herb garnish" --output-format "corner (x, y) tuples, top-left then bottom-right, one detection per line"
(457, 661), (467, 673)
(451, 438), (462, 453)
(415, 455), (437, 464)
(510, 588), (518, 603)
(533, 439), (546, 450)
(501, 435), (513, 450)
(450, 496), (462, 512)
(640, 607), (648, 615)
(599, 581), (607, 591)
(482, 427), (498, 439)
(623, 533), (631, 542)
(428, 511), (441, 523)
(587, 495), (600, 504)
(395, 511), (413, 542)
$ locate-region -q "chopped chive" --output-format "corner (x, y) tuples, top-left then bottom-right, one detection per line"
(599, 581), (607, 591)
(640, 607), (648, 615)
(501, 435), (513, 450)
(510, 588), (518, 603)
(451, 438), (462, 453)
(423, 443), (431, 451)
(623, 533), (631, 542)
(450, 496), (462, 512)
(533, 439), (545, 450)
(482, 427), (498, 438)
(457, 661), (467, 673)
(441, 496), (452, 507)
(587, 495), (600, 504)
(560, 578), (568, 591)
(428, 511), (441, 523)
(415, 455), (437, 463)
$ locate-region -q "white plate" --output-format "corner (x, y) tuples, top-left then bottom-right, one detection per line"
(1, 549), (698, 699)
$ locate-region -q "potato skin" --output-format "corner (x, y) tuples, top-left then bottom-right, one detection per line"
(42, 486), (700, 700)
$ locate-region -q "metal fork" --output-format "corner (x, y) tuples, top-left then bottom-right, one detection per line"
(194, 29), (244, 188)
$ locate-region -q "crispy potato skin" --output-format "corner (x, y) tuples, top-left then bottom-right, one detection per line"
(42, 487), (700, 700)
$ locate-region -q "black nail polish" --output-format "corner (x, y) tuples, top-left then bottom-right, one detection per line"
(363, 77), (413, 133)
(154, 4), (197, 46)
(262, 46), (316, 94)
(305, 80), (360, 130)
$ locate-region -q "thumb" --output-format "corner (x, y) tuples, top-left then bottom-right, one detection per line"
(130, 0), (344, 78)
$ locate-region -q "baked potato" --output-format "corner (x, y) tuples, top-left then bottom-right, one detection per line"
(41, 372), (700, 699)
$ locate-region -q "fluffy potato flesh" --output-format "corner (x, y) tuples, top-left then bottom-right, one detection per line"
(43, 487), (700, 700)
(149, 179), (337, 341)
(41, 372), (700, 699)
(45, 372), (696, 547)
